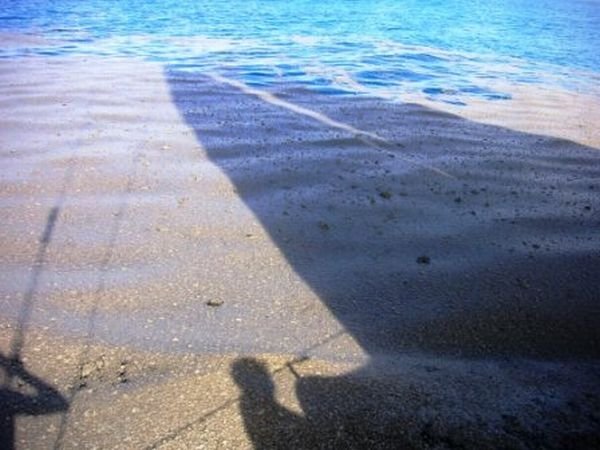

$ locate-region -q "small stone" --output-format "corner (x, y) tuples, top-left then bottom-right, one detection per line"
(206, 299), (224, 307)
(80, 362), (95, 379)
(318, 221), (330, 231)
(416, 255), (431, 265)
(118, 362), (128, 383)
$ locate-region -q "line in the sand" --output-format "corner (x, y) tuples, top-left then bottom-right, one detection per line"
(208, 73), (455, 179)
(53, 152), (141, 450)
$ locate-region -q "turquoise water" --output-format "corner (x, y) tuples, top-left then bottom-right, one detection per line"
(1, 0), (599, 103)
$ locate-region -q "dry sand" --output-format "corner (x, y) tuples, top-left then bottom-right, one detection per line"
(1, 56), (599, 449)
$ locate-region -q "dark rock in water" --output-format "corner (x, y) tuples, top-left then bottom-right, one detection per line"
(379, 190), (392, 199)
(417, 255), (431, 265)
(318, 221), (330, 231)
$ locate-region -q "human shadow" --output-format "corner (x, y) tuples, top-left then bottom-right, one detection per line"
(232, 355), (600, 449)
(231, 358), (315, 450)
(232, 358), (418, 449)
(167, 70), (600, 447)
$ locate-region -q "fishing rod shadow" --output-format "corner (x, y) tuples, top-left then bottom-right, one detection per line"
(1, 167), (73, 449)
(52, 159), (139, 450)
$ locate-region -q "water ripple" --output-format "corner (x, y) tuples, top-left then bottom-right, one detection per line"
(1, 0), (599, 104)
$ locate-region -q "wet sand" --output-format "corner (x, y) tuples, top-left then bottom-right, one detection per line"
(1, 56), (599, 448)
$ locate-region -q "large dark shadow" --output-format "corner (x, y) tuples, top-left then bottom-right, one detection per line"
(166, 70), (600, 447)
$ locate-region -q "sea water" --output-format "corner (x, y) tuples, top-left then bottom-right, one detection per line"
(1, 0), (599, 105)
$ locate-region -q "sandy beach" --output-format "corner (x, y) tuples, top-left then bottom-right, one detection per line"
(1, 56), (599, 448)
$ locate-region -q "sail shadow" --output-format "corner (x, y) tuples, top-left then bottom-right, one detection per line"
(166, 70), (600, 360)
(166, 69), (600, 447)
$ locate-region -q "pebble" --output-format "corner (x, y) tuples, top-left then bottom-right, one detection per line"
(416, 255), (431, 265)
(206, 299), (224, 307)
(318, 221), (330, 231)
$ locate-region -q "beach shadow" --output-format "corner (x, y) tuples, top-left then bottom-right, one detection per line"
(231, 358), (314, 449)
(166, 70), (600, 447)
(1, 159), (136, 447)
(0, 353), (68, 449)
(1, 186), (71, 449)
(232, 357), (418, 449)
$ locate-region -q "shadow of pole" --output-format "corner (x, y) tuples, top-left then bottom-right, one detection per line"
(1, 166), (73, 449)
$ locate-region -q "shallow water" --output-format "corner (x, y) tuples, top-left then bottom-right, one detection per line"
(1, 0), (599, 104)
(1, 5), (600, 448)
